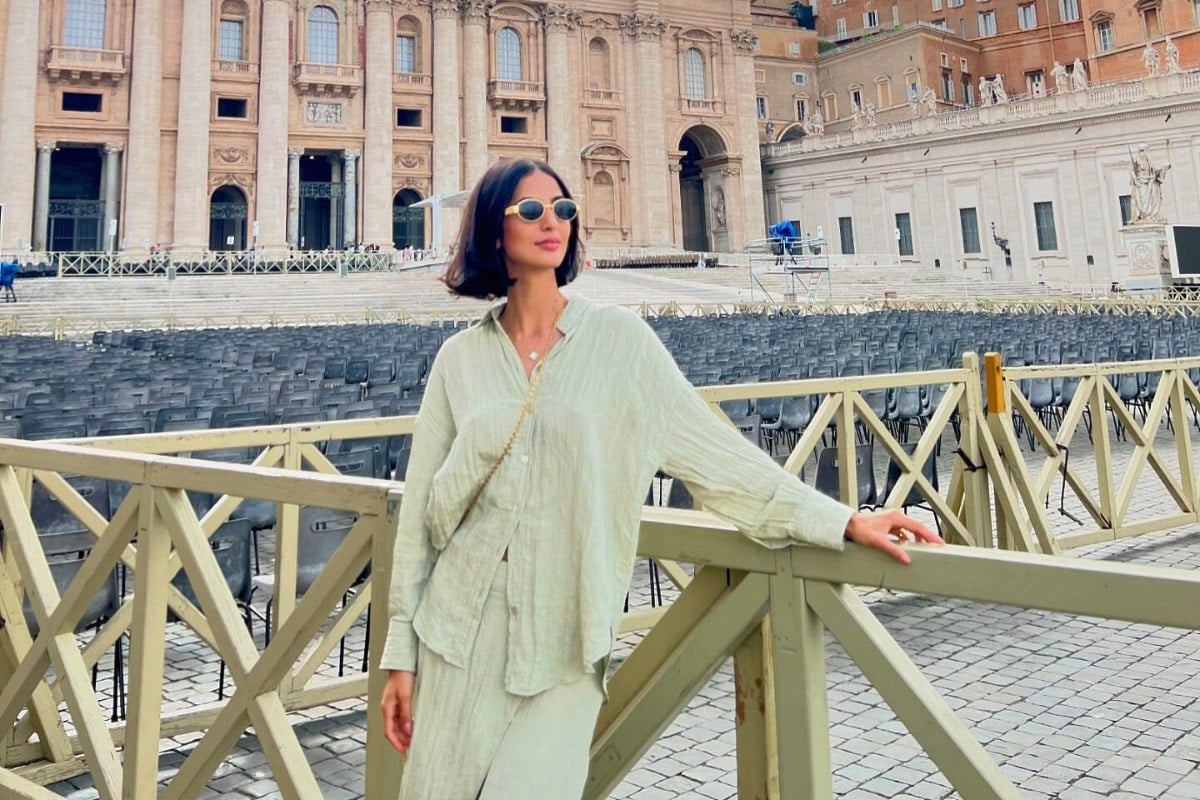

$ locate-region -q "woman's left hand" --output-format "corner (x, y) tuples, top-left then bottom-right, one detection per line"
(843, 509), (944, 564)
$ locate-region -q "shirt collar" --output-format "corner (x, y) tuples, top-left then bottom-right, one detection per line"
(484, 293), (588, 336)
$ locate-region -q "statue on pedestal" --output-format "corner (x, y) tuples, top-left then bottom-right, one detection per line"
(1143, 43), (1160, 78)
(920, 87), (938, 116)
(1128, 143), (1171, 224)
(851, 100), (865, 130)
(1165, 37), (1182, 75)
(863, 101), (877, 126)
(992, 74), (1009, 104)
(1071, 58), (1088, 92)
(1051, 61), (1070, 95)
(802, 108), (825, 136)
(978, 75), (994, 106)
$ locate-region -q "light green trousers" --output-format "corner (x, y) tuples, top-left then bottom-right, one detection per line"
(398, 562), (605, 800)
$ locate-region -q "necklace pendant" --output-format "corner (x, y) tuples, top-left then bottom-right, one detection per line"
(529, 351), (539, 361)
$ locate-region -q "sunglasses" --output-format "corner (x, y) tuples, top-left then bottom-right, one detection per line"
(504, 197), (578, 223)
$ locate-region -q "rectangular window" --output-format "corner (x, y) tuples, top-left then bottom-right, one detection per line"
(931, 18), (947, 29)
(61, 91), (102, 112)
(395, 35), (416, 73)
(978, 11), (997, 36)
(963, 76), (974, 105)
(216, 97), (248, 118)
(1026, 70), (1046, 96)
(932, 0), (942, 9)
(850, 88), (862, 108)
(795, 99), (807, 120)
(756, 96), (768, 119)
(755, 69), (766, 83)
(1060, 0), (1080, 22)
(1119, 195), (1132, 226)
(941, 70), (954, 101)
(940, 52), (950, 68)
(896, 213), (914, 257)
(948, 0), (963, 7)
(64, 0), (106, 49)
(500, 116), (528, 134)
(839, 217), (855, 255)
(1096, 20), (1114, 51)
(395, 108), (422, 127)
(792, 72), (809, 85)
(864, 10), (879, 28)
(836, 18), (848, 38)
(892, 6), (900, 26)
(959, 208), (981, 253)
(907, 81), (920, 100)
(218, 20), (244, 61)
(1034, 202), (1058, 251)
(1018, 3), (1037, 29)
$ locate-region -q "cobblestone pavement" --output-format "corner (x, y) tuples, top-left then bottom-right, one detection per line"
(43, 378), (1200, 800)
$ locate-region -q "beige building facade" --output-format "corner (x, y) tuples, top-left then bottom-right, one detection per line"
(0, 0), (779, 255)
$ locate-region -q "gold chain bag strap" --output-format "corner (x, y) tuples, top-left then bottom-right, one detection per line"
(463, 359), (547, 517)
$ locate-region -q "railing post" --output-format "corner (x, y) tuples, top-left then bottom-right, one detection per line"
(273, 428), (302, 650)
(365, 494), (403, 800)
(959, 352), (993, 547)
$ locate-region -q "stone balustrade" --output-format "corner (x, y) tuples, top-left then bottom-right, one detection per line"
(45, 46), (126, 84)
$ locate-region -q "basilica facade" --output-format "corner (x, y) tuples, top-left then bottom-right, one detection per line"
(0, 0), (792, 256)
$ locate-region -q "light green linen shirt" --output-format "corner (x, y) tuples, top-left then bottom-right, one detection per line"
(380, 294), (854, 696)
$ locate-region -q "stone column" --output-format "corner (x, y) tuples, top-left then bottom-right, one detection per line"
(543, 5), (582, 191)
(431, 0), (463, 243)
(362, 0), (395, 248)
(730, 28), (765, 249)
(620, 13), (670, 246)
(123, 0), (164, 251)
(255, 0), (292, 251)
(172, 0), (213, 254)
(462, 0), (492, 187)
(102, 144), (124, 252)
(343, 150), (359, 248)
(287, 148), (302, 249)
(328, 156), (342, 246)
(0, 1), (40, 251)
(32, 141), (55, 252)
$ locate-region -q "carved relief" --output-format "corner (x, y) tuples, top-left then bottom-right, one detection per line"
(209, 172), (254, 192)
(431, 0), (460, 19)
(589, 117), (615, 139)
(729, 28), (759, 53)
(461, 0), (492, 24)
(394, 152), (428, 170)
(619, 12), (666, 41)
(305, 101), (344, 126)
(396, 176), (432, 195)
(543, 3), (582, 34)
(213, 147), (249, 164)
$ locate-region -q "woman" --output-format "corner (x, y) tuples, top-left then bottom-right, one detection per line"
(380, 158), (941, 799)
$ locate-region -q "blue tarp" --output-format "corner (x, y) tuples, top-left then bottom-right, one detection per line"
(768, 221), (797, 241)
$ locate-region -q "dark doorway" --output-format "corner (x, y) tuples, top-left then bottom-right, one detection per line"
(678, 134), (707, 252)
(209, 186), (248, 251)
(392, 189), (425, 250)
(48, 146), (103, 252)
(299, 154), (343, 250)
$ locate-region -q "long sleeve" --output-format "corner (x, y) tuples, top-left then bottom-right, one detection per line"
(648, 329), (853, 552)
(379, 352), (456, 672)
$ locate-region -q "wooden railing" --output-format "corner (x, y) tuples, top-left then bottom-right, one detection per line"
(2, 353), (1199, 796)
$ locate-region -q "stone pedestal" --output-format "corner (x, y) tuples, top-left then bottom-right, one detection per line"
(1119, 223), (1171, 291)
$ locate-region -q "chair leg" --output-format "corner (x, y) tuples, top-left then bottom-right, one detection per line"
(361, 602), (372, 673)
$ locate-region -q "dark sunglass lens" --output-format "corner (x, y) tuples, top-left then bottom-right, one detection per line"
(553, 199), (577, 221)
(518, 199), (544, 221)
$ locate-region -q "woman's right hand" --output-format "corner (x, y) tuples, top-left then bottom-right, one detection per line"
(381, 669), (416, 754)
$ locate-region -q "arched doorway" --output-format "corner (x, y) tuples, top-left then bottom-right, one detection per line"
(209, 186), (248, 251)
(48, 146), (103, 252)
(676, 125), (729, 252)
(393, 189), (425, 250)
(778, 124), (806, 144)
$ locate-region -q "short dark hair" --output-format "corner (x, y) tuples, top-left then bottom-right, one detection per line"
(442, 158), (583, 300)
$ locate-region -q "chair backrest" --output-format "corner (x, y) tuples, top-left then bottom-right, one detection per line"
(296, 506), (359, 596)
(170, 517), (254, 613)
(881, 442), (938, 508)
(813, 444), (876, 508)
(30, 475), (110, 535)
(666, 479), (694, 510)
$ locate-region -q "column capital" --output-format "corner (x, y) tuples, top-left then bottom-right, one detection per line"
(729, 28), (759, 53)
(619, 12), (666, 41)
(344, 149), (361, 161)
(364, 0), (393, 12)
(461, 0), (491, 24)
(431, 0), (460, 20)
(103, 142), (126, 155)
(288, 147), (304, 159)
(543, 3), (581, 34)
(37, 140), (57, 153)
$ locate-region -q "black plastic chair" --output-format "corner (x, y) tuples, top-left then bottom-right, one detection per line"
(813, 444), (877, 509)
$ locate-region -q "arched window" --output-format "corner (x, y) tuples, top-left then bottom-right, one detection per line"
(684, 48), (707, 99)
(64, 0), (107, 49)
(307, 6), (339, 64)
(497, 27), (522, 81)
(396, 17), (420, 73)
(588, 37), (612, 90)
